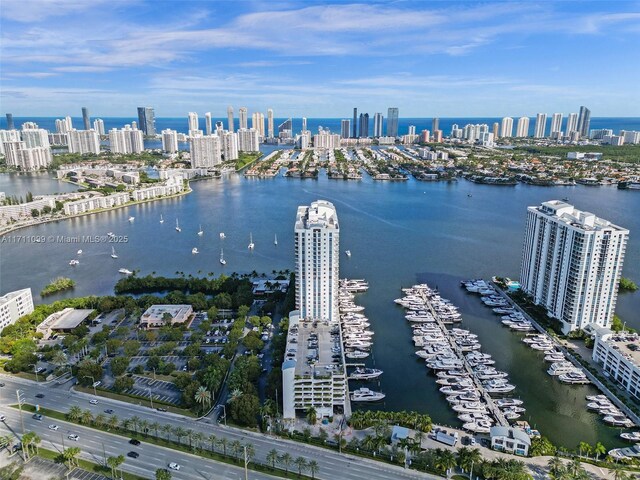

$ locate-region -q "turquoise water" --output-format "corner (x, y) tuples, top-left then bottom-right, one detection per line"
(1, 171), (638, 449)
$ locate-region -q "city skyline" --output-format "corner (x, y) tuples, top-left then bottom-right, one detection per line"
(1, 1), (639, 117)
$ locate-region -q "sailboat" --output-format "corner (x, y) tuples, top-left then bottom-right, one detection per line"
(175, 219), (181, 232)
(160, 214), (164, 224)
(192, 247), (199, 254)
(248, 233), (255, 250)
(111, 247), (118, 259)
(128, 216), (135, 222)
(219, 232), (226, 239)
(345, 250), (351, 257)
(197, 225), (203, 236)
(220, 248), (226, 265)
(77, 249), (83, 255)
(274, 234), (278, 246)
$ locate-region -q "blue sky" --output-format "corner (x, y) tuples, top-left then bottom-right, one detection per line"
(1, 0), (639, 117)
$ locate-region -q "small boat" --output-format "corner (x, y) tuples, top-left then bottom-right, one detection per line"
(345, 250), (351, 257)
(107, 232), (115, 237)
(111, 247), (118, 259)
(604, 415), (635, 428)
(175, 219), (181, 232)
(248, 233), (255, 250)
(128, 216), (135, 222)
(160, 214), (164, 224)
(274, 234), (278, 246)
(192, 248), (199, 255)
(620, 432), (640, 442)
(346, 350), (369, 359)
(350, 387), (385, 402)
(69, 259), (79, 266)
(349, 368), (383, 380)
(220, 248), (226, 265)
(118, 268), (133, 275)
(77, 250), (83, 255)
(198, 225), (203, 236)
(219, 232), (226, 239)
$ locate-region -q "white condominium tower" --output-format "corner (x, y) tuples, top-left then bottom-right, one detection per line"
(294, 200), (340, 324)
(227, 106), (234, 132)
(251, 112), (265, 138)
(500, 117), (513, 138)
(534, 113), (547, 138)
(205, 112), (212, 135)
(238, 107), (248, 130)
(566, 113), (578, 134)
(109, 125), (144, 154)
(0, 288), (34, 333)
(373, 112), (383, 137)
(520, 200), (629, 333)
(516, 117), (529, 137)
(237, 128), (259, 152)
(551, 113), (563, 134)
(161, 129), (179, 153)
(189, 135), (222, 168)
(267, 109), (274, 138)
(67, 129), (100, 154)
(187, 112), (199, 132)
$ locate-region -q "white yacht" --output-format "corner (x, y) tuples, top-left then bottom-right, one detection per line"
(558, 371), (590, 384)
(274, 234), (278, 245)
(69, 259), (79, 266)
(345, 250), (351, 257)
(350, 388), (385, 402)
(175, 219), (181, 232)
(620, 431), (640, 442)
(604, 415), (635, 428)
(349, 368), (383, 380)
(248, 233), (255, 250)
(547, 362), (576, 376)
(128, 216), (135, 222)
(111, 247), (118, 259)
(192, 248), (199, 255)
(118, 268), (133, 275)
(496, 398), (524, 408)
(160, 214), (164, 224)
(77, 249), (83, 255)
(608, 444), (640, 460)
(220, 248), (226, 265)
(198, 225), (204, 236)
(219, 232), (225, 239)
(452, 402), (488, 414)
(462, 421), (492, 434)
(345, 350), (369, 359)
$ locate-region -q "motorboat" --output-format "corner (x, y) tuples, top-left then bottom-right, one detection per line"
(558, 371), (590, 384)
(495, 398), (524, 408)
(544, 352), (565, 362)
(69, 259), (79, 266)
(608, 444), (640, 460)
(458, 412), (493, 423)
(462, 421), (492, 434)
(219, 232), (225, 239)
(620, 432), (640, 442)
(345, 250), (351, 257)
(111, 247), (118, 259)
(547, 362), (575, 376)
(77, 250), (83, 255)
(476, 369), (509, 380)
(452, 402), (488, 414)
(128, 216), (135, 222)
(503, 410), (522, 420)
(350, 388), (385, 402)
(248, 233), (255, 250)
(274, 234), (278, 245)
(484, 379), (516, 393)
(345, 350), (369, 359)
(175, 219), (181, 232)
(192, 248), (199, 254)
(349, 368), (383, 380)
(160, 214), (164, 224)
(118, 268), (133, 275)
(219, 248), (226, 265)
(198, 225), (204, 236)
(603, 415), (635, 428)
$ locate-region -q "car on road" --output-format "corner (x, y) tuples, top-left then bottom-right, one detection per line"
(129, 439), (141, 446)
(168, 463), (180, 471)
(48, 425), (59, 431)
(35, 393), (44, 399)
(127, 451), (139, 459)
(89, 399), (98, 405)
(0, 415), (5, 421)
(32, 414), (43, 421)
(0, 383), (5, 387)
(156, 408), (167, 412)
(104, 409), (114, 414)
(68, 434), (79, 441)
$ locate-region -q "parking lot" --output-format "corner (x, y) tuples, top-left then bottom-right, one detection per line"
(126, 375), (182, 404)
(19, 456), (109, 480)
(129, 355), (187, 370)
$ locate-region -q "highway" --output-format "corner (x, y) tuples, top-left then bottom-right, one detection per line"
(0, 375), (438, 480)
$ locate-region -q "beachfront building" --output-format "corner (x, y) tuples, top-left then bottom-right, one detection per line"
(140, 304), (193, 329)
(0, 288), (34, 333)
(109, 125), (144, 154)
(161, 129), (179, 153)
(282, 200), (348, 420)
(63, 192), (129, 215)
(130, 175), (183, 201)
(189, 135), (222, 168)
(237, 128), (259, 152)
(0, 197), (56, 222)
(520, 200), (629, 333)
(313, 130), (341, 149)
(67, 129), (101, 155)
(592, 327), (640, 401)
(500, 117), (514, 138)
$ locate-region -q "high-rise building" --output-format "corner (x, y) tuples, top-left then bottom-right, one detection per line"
(13, 147), (52, 171)
(500, 117), (514, 138)
(0, 288), (34, 333)
(278, 119), (292, 139)
(534, 113), (547, 138)
(340, 120), (350, 139)
(520, 200), (629, 333)
(267, 109), (274, 138)
(109, 125), (144, 154)
(227, 106), (234, 133)
(137, 107), (156, 136)
(239, 107), (248, 130)
(237, 128), (259, 152)
(492, 122), (500, 139)
(0, 129), (21, 155)
(67, 129), (100, 155)
(387, 107), (399, 137)
(516, 117), (530, 137)
(577, 106), (591, 138)
(189, 135), (222, 168)
(220, 131), (239, 161)
(5, 114), (14, 130)
(55, 116), (73, 134)
(283, 200), (348, 420)
(432, 118), (440, 134)
(352, 108), (358, 138)
(550, 113), (563, 134)
(373, 113), (383, 137)
(566, 113), (578, 134)
(93, 119), (105, 136)
(161, 129), (179, 153)
(302, 117), (307, 133)
(82, 107), (90, 130)
(187, 112), (199, 133)
(358, 113), (369, 137)
(408, 125), (416, 136)
(313, 131), (341, 149)
(251, 112), (265, 138)
(21, 128), (50, 149)
(205, 112), (212, 136)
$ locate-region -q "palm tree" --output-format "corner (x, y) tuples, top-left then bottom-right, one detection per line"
(192, 432), (204, 451)
(594, 442), (607, 461)
(278, 452), (293, 474)
(94, 414), (107, 429)
(266, 448), (278, 469)
(107, 455), (125, 479)
(173, 426), (187, 445)
(51, 350), (68, 368)
(107, 415), (119, 431)
(150, 421), (160, 438)
(0, 435), (14, 450)
(67, 406), (82, 422)
(218, 437), (229, 456)
(162, 424), (173, 441)
(130, 415), (141, 433)
(63, 447), (81, 469)
(139, 419), (150, 436)
(155, 469), (172, 480)
(80, 409), (94, 425)
(578, 441), (591, 458)
(208, 434), (217, 452)
(457, 447), (482, 474)
(547, 455), (565, 478)
(308, 459), (319, 479)
(306, 406), (317, 425)
(612, 465), (632, 480)
(230, 439), (243, 461)
(120, 418), (131, 431)
(185, 429), (194, 448)
(569, 457), (584, 476)
(194, 386), (212, 414)
(433, 448), (457, 475)
(294, 456), (308, 476)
